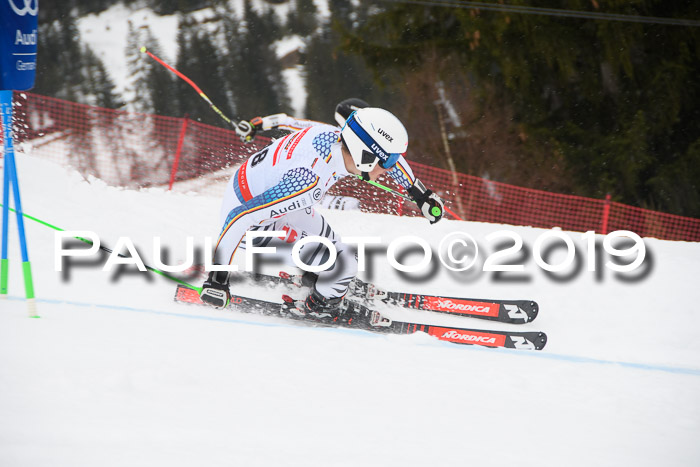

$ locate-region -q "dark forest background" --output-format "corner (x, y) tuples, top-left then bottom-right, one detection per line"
(34, 0), (700, 218)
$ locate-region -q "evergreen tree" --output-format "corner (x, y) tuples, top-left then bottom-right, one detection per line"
(38, 0), (79, 24)
(261, 7), (285, 42)
(35, 14), (117, 109)
(143, 27), (180, 117)
(124, 23), (179, 116)
(152, 0), (212, 15)
(287, 0), (318, 37)
(304, 1), (394, 124)
(75, 0), (113, 15)
(125, 22), (152, 113)
(33, 16), (101, 177)
(175, 18), (233, 126)
(227, 0), (291, 117)
(218, 4), (244, 117)
(345, 0), (700, 217)
(34, 17), (84, 102)
(80, 45), (118, 108)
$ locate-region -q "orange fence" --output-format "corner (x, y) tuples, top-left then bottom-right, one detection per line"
(4, 92), (700, 242)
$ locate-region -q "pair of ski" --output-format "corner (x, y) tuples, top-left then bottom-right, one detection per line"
(174, 270), (547, 350)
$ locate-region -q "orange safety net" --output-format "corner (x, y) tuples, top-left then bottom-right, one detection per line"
(3, 92), (699, 242)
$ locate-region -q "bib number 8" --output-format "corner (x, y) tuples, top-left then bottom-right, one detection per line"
(251, 148), (269, 167)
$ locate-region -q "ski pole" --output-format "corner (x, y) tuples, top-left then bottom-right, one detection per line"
(140, 46), (238, 129)
(0, 203), (203, 293)
(442, 205), (462, 220)
(355, 175), (463, 221)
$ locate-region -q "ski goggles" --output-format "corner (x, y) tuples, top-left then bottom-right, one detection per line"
(345, 113), (403, 169)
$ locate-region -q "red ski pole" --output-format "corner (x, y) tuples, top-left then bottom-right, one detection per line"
(140, 46), (238, 128)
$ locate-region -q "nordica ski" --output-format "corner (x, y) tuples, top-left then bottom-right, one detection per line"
(174, 285), (547, 350)
(237, 271), (539, 325)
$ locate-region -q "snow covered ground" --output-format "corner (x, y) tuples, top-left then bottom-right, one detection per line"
(1, 153), (699, 466)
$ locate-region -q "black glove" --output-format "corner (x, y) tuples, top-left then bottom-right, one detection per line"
(407, 179), (444, 224)
(200, 271), (231, 309)
(236, 117), (263, 143)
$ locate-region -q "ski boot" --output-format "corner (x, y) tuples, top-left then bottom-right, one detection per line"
(282, 288), (345, 323)
(304, 288), (345, 321)
(300, 271), (318, 288)
(200, 271), (231, 309)
(281, 289), (394, 328)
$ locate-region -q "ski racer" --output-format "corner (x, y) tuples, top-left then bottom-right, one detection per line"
(199, 100), (445, 321)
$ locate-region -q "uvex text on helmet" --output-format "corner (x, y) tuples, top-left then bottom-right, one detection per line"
(340, 107), (408, 172)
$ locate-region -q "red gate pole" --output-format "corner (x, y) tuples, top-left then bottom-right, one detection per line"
(169, 116), (188, 191)
(601, 193), (611, 234)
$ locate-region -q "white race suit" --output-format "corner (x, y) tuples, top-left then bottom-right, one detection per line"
(215, 119), (417, 299)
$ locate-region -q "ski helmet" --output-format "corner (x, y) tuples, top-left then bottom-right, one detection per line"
(334, 98), (369, 127)
(340, 107), (408, 173)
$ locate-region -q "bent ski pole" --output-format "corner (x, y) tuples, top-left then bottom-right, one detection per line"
(358, 175), (412, 201)
(355, 175), (463, 221)
(140, 46), (238, 129)
(0, 203), (203, 293)
(442, 205), (462, 220)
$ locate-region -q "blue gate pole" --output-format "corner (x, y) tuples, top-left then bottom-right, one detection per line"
(0, 0), (39, 314)
(0, 90), (37, 316)
(1, 92), (11, 297)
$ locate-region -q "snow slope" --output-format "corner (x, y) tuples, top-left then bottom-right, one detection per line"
(1, 153), (699, 466)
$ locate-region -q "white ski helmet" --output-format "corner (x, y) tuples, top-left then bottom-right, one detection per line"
(340, 107), (408, 173)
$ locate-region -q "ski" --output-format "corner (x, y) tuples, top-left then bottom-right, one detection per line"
(238, 271), (539, 325)
(174, 285), (547, 350)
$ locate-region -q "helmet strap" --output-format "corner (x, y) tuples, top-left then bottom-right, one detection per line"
(361, 171), (371, 181)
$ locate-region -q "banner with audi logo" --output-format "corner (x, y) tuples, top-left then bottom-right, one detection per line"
(0, 0), (38, 90)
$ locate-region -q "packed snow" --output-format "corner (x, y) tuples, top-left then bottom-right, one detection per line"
(7, 3), (700, 463)
(1, 153), (699, 466)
